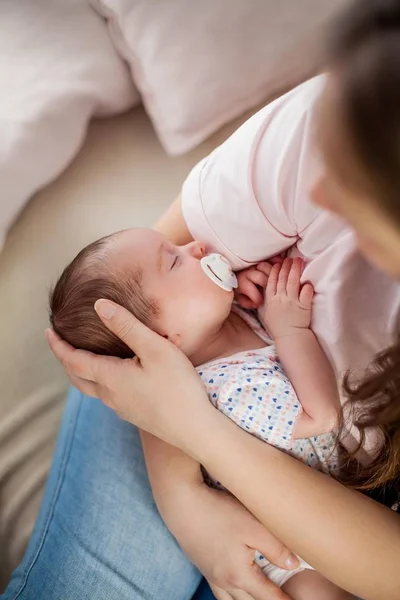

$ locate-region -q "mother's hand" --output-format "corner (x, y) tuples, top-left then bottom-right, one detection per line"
(46, 299), (214, 448)
(168, 483), (294, 600)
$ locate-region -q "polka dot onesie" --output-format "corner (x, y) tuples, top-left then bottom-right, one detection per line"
(197, 307), (339, 479)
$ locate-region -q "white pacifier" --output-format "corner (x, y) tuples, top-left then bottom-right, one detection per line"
(200, 253), (238, 292)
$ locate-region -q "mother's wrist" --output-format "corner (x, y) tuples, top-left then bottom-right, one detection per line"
(179, 406), (236, 465)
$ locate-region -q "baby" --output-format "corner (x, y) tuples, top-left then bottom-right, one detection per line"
(50, 228), (352, 600)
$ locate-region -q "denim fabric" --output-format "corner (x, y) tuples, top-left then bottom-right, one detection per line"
(2, 388), (215, 600)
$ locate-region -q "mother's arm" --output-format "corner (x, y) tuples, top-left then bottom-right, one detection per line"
(194, 408), (400, 600)
(49, 299), (400, 600)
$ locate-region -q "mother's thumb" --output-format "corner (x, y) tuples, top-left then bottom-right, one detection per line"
(94, 299), (158, 358)
(255, 535), (299, 571)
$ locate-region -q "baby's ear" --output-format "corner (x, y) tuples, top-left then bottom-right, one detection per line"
(154, 327), (181, 348)
(167, 333), (182, 348)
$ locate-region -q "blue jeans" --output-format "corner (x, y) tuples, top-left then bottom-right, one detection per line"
(2, 388), (215, 600)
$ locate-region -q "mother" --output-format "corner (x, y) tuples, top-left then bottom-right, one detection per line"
(4, 1), (400, 600)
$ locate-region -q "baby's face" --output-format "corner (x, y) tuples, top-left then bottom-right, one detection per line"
(108, 229), (234, 356)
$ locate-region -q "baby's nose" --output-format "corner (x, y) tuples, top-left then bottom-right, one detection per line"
(188, 241), (206, 259)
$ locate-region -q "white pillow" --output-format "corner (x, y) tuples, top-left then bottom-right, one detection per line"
(90, 0), (347, 155)
(0, 0), (139, 252)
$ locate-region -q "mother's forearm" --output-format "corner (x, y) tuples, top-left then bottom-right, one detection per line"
(140, 431), (202, 511)
(187, 409), (400, 600)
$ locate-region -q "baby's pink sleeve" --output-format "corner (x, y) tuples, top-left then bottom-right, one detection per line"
(181, 76), (326, 270)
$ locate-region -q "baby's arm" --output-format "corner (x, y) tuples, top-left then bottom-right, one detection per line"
(261, 258), (340, 439)
(276, 330), (340, 438)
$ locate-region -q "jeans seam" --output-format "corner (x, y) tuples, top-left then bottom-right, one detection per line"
(11, 397), (83, 599)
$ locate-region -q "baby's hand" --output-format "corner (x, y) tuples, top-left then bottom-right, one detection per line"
(261, 257), (314, 339)
(235, 257), (284, 309)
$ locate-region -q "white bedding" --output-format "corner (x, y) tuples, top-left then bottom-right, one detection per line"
(0, 0), (139, 252)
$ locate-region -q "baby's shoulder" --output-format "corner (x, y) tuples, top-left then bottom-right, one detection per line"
(197, 347), (289, 391)
(198, 350), (302, 450)
(198, 347), (273, 371)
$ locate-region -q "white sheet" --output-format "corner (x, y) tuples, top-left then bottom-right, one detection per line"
(0, 0), (139, 252)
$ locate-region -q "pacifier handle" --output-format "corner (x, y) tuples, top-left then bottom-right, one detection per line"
(200, 253), (238, 292)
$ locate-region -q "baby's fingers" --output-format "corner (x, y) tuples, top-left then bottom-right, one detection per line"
(286, 258), (303, 300)
(299, 282), (314, 309)
(269, 255), (285, 266)
(266, 263), (281, 299)
(277, 259), (292, 294)
(247, 268), (269, 290)
(235, 293), (259, 310)
(236, 272), (265, 308)
(256, 261), (273, 277)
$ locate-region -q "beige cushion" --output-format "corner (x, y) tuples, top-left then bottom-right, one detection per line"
(0, 105), (250, 590)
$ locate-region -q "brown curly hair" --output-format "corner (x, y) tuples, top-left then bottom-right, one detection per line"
(328, 0), (400, 490)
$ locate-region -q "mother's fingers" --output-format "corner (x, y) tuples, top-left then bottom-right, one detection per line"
(46, 328), (106, 383)
(244, 564), (289, 600)
(209, 584), (234, 600)
(95, 299), (166, 362)
(230, 591), (256, 600)
(211, 570), (288, 600)
(253, 529), (299, 571)
(66, 372), (98, 399)
(210, 584), (256, 600)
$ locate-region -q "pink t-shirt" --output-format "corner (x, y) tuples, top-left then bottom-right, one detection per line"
(182, 75), (400, 407)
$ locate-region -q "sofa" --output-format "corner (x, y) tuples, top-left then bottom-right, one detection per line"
(0, 0), (347, 592)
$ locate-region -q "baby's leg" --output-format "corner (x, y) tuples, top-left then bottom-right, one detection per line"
(282, 569), (355, 600)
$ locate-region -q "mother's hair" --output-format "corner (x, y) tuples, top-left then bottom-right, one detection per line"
(328, 0), (400, 490)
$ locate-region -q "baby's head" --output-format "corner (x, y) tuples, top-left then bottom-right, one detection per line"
(50, 228), (234, 359)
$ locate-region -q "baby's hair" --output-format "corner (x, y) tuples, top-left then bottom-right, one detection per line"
(49, 232), (159, 358)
